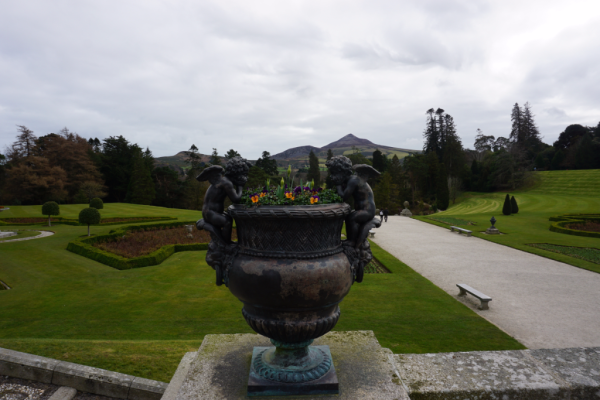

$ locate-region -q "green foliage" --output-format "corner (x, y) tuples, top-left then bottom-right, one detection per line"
(126, 149), (156, 205)
(79, 207), (101, 236)
(255, 151), (278, 176)
(42, 201), (60, 216)
(306, 150), (321, 188)
(548, 214), (600, 239)
(436, 164), (449, 210)
(209, 148), (221, 166)
(89, 197), (104, 209)
(72, 191), (89, 204)
(225, 149), (241, 160)
(42, 201), (60, 226)
(100, 136), (141, 202)
(528, 244), (600, 265)
(510, 196), (518, 214)
(372, 149), (387, 173)
(502, 194), (512, 215)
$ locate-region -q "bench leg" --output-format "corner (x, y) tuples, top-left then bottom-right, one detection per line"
(479, 300), (490, 310)
(458, 288), (467, 296)
(467, 232), (472, 237)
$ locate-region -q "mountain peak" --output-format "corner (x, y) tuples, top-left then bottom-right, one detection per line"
(320, 134), (375, 150)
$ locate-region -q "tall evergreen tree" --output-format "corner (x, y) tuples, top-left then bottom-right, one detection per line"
(225, 149), (241, 160)
(502, 194), (512, 215)
(100, 136), (140, 202)
(306, 150), (321, 188)
(255, 151), (278, 176)
(436, 164), (449, 210)
(435, 108), (446, 159)
(126, 149), (156, 205)
(423, 108), (439, 156)
(209, 148), (221, 166)
(509, 103), (523, 144)
(372, 149), (386, 172)
(521, 102), (542, 152)
(510, 196), (519, 214)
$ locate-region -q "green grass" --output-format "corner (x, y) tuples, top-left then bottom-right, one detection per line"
(0, 203), (523, 382)
(527, 244), (600, 264)
(426, 216), (475, 226)
(0, 230), (41, 242)
(416, 169), (600, 274)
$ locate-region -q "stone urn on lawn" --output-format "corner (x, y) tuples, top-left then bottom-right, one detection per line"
(195, 156), (381, 396)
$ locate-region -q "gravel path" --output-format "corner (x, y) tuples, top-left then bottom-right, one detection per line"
(372, 216), (600, 349)
(0, 231), (54, 243)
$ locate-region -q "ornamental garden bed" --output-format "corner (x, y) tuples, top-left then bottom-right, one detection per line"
(0, 216), (176, 226)
(68, 221), (211, 270)
(548, 214), (600, 238)
(96, 225), (237, 258)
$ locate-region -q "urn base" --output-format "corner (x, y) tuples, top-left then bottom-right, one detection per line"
(248, 345), (339, 397)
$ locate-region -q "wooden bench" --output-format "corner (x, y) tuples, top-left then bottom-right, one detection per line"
(450, 226), (472, 237)
(369, 230), (376, 238)
(457, 284), (492, 310)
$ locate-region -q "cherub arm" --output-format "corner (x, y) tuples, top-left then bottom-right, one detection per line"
(224, 182), (244, 203)
(340, 178), (358, 202)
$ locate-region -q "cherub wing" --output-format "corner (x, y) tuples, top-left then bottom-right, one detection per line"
(196, 165), (224, 182)
(353, 164), (381, 179)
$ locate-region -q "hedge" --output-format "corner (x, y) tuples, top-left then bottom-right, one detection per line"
(66, 220), (207, 270)
(0, 216), (177, 226)
(548, 214), (600, 239)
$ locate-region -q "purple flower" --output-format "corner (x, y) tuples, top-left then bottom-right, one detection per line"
(294, 186), (302, 194)
(304, 186), (310, 191)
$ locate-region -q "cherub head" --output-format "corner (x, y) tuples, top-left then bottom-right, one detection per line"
(224, 156), (252, 186)
(325, 155), (353, 185)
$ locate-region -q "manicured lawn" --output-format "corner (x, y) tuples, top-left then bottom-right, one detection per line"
(1, 203), (523, 382)
(416, 169), (600, 274)
(0, 230), (41, 242)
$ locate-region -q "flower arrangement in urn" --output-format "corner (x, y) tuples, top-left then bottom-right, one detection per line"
(195, 155), (381, 396)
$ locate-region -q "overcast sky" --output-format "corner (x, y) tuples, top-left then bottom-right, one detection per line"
(1, 0), (599, 159)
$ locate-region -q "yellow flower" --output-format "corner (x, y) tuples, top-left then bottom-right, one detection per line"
(260, 192), (266, 198)
(310, 197), (319, 204)
(251, 195), (259, 203)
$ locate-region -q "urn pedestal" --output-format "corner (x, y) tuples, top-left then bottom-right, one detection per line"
(226, 203), (354, 396)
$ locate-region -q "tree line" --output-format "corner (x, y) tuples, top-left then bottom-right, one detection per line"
(1, 103), (598, 211)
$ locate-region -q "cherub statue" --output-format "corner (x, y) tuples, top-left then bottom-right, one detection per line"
(196, 156), (251, 285)
(196, 157), (251, 244)
(326, 155), (381, 283)
(326, 155), (381, 248)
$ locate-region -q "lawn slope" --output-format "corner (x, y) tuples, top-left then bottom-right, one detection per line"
(417, 170), (600, 274)
(1, 204), (523, 381)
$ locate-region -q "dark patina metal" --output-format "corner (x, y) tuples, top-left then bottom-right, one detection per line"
(196, 155), (380, 396)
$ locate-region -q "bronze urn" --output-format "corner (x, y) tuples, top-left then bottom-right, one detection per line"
(195, 156), (380, 396)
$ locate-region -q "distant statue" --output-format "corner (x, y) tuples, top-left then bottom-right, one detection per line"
(401, 201), (412, 217)
(326, 156), (381, 283)
(196, 156), (251, 285)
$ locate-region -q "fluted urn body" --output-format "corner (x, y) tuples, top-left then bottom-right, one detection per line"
(227, 203), (353, 345)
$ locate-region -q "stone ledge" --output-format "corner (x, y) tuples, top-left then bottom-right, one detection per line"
(395, 347), (600, 400)
(0, 347), (167, 400)
(167, 330), (409, 399)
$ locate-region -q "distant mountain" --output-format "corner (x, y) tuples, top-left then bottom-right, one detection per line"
(271, 134), (420, 165)
(155, 134), (420, 173)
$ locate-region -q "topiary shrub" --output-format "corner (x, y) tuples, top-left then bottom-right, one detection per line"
(79, 207), (101, 236)
(511, 196), (519, 214)
(502, 194), (512, 215)
(41, 201), (60, 226)
(89, 197), (104, 209)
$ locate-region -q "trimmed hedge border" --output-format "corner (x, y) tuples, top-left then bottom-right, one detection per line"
(0, 216), (176, 227)
(549, 214), (600, 239)
(66, 220), (207, 270)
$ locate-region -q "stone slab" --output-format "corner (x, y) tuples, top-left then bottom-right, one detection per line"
(160, 352), (197, 400)
(247, 345), (338, 397)
(53, 360), (134, 399)
(0, 347), (61, 383)
(0, 231), (17, 239)
(527, 347), (600, 399)
(170, 330), (409, 399)
(48, 386), (78, 400)
(129, 377), (168, 400)
(395, 350), (571, 400)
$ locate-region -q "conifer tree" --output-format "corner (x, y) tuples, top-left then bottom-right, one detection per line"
(423, 108), (439, 156)
(306, 150), (321, 188)
(436, 164), (449, 210)
(209, 148), (221, 166)
(502, 194), (512, 215)
(372, 149), (386, 172)
(509, 103), (523, 144)
(510, 196), (518, 214)
(126, 150), (156, 205)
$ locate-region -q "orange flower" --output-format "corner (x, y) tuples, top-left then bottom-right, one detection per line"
(260, 192), (266, 198)
(251, 195), (259, 203)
